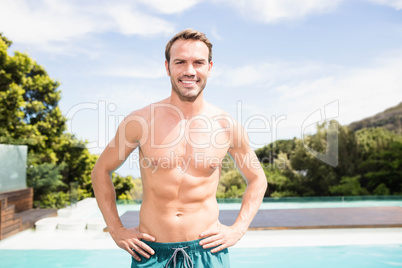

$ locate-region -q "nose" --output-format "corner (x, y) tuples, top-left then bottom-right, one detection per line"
(183, 63), (196, 76)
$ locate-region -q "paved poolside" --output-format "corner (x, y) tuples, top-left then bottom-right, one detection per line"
(121, 206), (402, 230)
(1, 204), (402, 250)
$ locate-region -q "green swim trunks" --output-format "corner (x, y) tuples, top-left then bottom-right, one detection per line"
(131, 239), (230, 267)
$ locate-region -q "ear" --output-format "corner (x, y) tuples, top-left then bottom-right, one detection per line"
(207, 61), (213, 77)
(165, 60), (170, 76)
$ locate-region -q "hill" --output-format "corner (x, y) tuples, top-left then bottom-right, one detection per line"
(348, 102), (402, 134)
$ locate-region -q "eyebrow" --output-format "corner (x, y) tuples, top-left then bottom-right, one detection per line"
(173, 58), (207, 63)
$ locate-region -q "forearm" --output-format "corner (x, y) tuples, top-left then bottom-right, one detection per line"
(233, 176), (267, 234)
(91, 168), (123, 234)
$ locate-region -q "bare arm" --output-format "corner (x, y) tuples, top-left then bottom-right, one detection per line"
(91, 112), (155, 261)
(200, 120), (268, 252)
(226, 128), (267, 235)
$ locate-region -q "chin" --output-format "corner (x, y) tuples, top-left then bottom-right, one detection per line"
(178, 89), (199, 100)
(180, 95), (198, 102)
(172, 83), (204, 102)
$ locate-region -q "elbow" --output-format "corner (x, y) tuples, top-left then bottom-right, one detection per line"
(91, 163), (104, 185)
(258, 174), (268, 196)
(91, 163), (112, 184)
(261, 177), (268, 193)
(248, 174), (268, 196)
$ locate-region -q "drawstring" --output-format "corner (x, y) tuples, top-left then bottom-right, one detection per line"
(165, 246), (193, 268)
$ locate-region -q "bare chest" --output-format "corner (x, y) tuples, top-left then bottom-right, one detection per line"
(139, 116), (231, 173)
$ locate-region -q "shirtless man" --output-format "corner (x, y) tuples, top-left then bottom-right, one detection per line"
(91, 29), (267, 267)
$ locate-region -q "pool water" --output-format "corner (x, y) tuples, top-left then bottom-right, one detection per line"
(1, 245), (401, 268)
(233, 245), (402, 268)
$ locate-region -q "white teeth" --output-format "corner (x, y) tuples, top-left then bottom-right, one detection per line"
(181, 80), (196, 84)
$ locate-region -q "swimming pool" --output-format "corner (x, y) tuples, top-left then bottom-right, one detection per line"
(113, 196), (402, 216)
(1, 196), (402, 267)
(1, 245), (401, 268)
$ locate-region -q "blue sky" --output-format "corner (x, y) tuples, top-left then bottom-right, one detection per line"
(1, 0), (402, 176)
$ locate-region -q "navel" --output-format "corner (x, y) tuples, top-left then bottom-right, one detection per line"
(175, 212), (183, 217)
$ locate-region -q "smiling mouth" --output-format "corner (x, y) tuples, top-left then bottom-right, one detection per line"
(179, 79), (198, 85)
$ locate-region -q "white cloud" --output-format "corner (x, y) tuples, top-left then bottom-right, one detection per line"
(274, 54), (402, 126)
(211, 27), (224, 41)
(0, 0), (96, 44)
(366, 0), (402, 9)
(0, 0), (175, 45)
(210, 51), (402, 133)
(0, 0), (351, 48)
(211, 64), (276, 87)
(137, 0), (203, 14)
(107, 4), (174, 36)
(214, 0), (344, 23)
(211, 61), (341, 88)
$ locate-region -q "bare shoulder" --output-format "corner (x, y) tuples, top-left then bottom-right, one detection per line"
(125, 104), (151, 123)
(205, 102), (239, 129)
(125, 97), (171, 123)
(122, 98), (169, 142)
(126, 98), (172, 119)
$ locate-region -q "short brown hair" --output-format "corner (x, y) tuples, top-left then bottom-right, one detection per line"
(165, 29), (213, 63)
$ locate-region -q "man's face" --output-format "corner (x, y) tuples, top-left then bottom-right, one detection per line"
(165, 39), (213, 102)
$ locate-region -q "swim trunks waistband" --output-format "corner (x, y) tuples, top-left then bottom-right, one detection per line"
(143, 239), (204, 254)
(132, 239), (230, 267)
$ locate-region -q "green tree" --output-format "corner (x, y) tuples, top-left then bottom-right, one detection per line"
(216, 169), (246, 198)
(358, 140), (402, 194)
(252, 121), (401, 198)
(0, 34), (66, 162)
(27, 162), (68, 208)
(216, 154), (249, 198)
(255, 138), (297, 163)
(0, 34), (102, 207)
(112, 173), (136, 200)
(355, 127), (402, 160)
(355, 128), (402, 194)
(130, 178), (143, 200)
(290, 122), (338, 196)
(55, 135), (98, 199)
(329, 175), (369, 196)
(263, 152), (305, 197)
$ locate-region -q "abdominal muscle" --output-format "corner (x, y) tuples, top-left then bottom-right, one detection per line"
(138, 170), (221, 242)
(139, 199), (219, 242)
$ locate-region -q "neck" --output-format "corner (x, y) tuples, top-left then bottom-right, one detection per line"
(169, 90), (205, 119)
